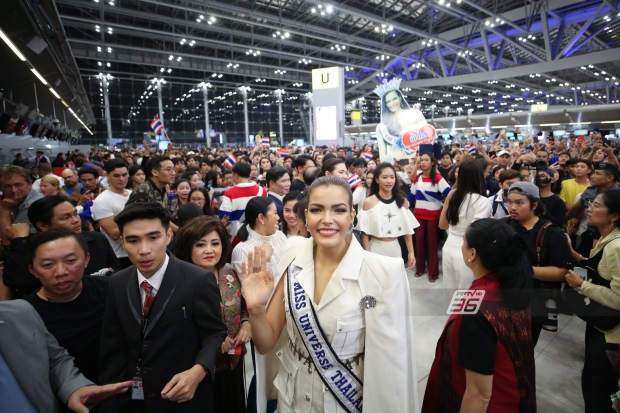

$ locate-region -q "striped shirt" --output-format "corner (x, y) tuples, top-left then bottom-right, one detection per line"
(219, 182), (268, 239)
(410, 173), (451, 220)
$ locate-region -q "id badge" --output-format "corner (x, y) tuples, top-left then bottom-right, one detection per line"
(131, 377), (144, 400)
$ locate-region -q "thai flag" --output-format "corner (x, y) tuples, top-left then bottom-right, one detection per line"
(261, 137), (270, 147)
(466, 144), (476, 154)
(362, 151), (373, 161)
(277, 148), (289, 159)
(347, 174), (361, 189)
(150, 117), (164, 135)
(223, 154), (237, 169)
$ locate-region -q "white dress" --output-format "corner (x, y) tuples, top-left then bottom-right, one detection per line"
(256, 236), (420, 413)
(442, 193), (491, 292)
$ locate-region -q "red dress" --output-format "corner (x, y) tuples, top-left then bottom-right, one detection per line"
(422, 274), (536, 413)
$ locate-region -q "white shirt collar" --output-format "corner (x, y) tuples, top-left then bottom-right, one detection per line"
(137, 254), (169, 299)
(269, 191), (284, 202)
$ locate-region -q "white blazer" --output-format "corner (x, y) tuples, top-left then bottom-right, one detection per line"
(254, 236), (420, 413)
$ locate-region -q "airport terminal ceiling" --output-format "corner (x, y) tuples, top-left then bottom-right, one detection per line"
(3, 0), (620, 141)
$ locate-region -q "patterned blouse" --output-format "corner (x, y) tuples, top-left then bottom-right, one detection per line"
(215, 264), (249, 372)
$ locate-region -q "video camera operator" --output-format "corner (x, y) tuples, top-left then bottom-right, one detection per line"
(534, 159), (567, 227)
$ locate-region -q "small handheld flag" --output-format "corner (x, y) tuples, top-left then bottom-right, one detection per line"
(465, 144), (476, 154)
(223, 154), (237, 169)
(150, 117), (164, 135)
(347, 174), (362, 189)
(277, 148), (289, 159)
(261, 137), (270, 147)
(362, 151), (373, 161)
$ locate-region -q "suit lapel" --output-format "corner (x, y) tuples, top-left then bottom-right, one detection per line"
(126, 268), (142, 326)
(144, 255), (179, 338)
(0, 307), (45, 412)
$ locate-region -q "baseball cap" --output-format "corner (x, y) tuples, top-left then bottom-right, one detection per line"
(507, 181), (540, 200)
(594, 161), (619, 178)
(498, 150), (511, 157)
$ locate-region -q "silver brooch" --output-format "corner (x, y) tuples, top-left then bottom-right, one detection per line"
(359, 295), (377, 310)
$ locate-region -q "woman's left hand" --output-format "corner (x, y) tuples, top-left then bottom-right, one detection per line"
(233, 322), (252, 347)
(566, 270), (585, 288)
(407, 252), (416, 270)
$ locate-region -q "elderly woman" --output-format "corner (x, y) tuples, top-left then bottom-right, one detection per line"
(40, 175), (67, 197)
(175, 216), (249, 413)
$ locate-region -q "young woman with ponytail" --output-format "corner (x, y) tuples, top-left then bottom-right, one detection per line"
(423, 218), (535, 413)
(231, 197), (287, 279)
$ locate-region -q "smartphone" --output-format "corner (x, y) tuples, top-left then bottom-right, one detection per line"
(550, 156), (559, 164)
(573, 267), (588, 280)
(207, 180), (213, 190)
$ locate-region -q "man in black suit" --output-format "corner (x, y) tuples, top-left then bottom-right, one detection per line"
(2, 196), (120, 297)
(98, 203), (226, 413)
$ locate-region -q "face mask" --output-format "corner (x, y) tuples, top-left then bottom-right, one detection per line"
(536, 175), (552, 186)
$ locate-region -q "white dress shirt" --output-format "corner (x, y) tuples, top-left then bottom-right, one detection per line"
(136, 254), (169, 305)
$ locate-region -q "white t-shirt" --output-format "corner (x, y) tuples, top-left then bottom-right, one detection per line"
(449, 193), (492, 237)
(91, 189), (131, 258)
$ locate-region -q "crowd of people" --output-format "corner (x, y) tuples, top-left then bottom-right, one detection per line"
(1, 130), (620, 412)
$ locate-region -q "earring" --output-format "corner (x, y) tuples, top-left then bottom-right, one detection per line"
(467, 259), (471, 262)
(305, 222), (310, 232)
(347, 223), (354, 234)
(260, 220), (265, 225)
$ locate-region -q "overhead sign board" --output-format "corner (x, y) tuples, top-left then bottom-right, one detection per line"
(530, 104), (548, 112)
(312, 67), (341, 90)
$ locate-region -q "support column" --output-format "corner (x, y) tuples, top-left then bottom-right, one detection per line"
(306, 93), (314, 145)
(102, 76), (113, 148)
(202, 82), (211, 147)
(238, 86), (251, 146)
(157, 80), (164, 127)
(275, 89), (285, 146)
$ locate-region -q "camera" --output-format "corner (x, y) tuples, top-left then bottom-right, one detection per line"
(535, 160), (548, 171)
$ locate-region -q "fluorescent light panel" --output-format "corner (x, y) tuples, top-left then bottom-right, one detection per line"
(30, 68), (47, 85)
(49, 88), (61, 99)
(540, 123), (560, 126)
(0, 28), (26, 61)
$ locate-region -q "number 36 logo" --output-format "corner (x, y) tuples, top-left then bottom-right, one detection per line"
(447, 290), (485, 314)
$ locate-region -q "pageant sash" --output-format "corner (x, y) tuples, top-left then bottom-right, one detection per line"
(286, 265), (364, 412)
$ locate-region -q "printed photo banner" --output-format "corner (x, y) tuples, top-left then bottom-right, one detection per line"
(373, 78), (436, 162)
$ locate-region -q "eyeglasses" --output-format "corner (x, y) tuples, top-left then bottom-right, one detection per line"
(584, 198), (595, 209)
(190, 197), (205, 202)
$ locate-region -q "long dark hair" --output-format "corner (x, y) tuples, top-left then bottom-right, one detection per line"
(281, 191), (305, 236)
(369, 163), (405, 208)
(188, 188), (215, 216)
(381, 89), (410, 135)
(446, 160), (487, 226)
(464, 219), (532, 310)
(420, 153), (438, 185)
(237, 197), (275, 242)
(318, 158), (346, 177)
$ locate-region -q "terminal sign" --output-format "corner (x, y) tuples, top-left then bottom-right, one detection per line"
(312, 67), (341, 90)
(530, 104), (548, 112)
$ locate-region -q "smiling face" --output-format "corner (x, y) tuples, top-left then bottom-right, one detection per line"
(188, 173), (201, 189)
(121, 218), (172, 278)
(305, 185), (355, 250)
(29, 237), (89, 301)
(190, 231), (222, 271)
(259, 203), (279, 235)
(283, 199), (299, 230)
(384, 91), (402, 113)
(270, 174), (291, 196)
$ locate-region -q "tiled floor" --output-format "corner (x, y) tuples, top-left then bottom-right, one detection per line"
(243, 268), (588, 412)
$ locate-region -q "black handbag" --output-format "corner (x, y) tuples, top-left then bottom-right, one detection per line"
(561, 238), (620, 331)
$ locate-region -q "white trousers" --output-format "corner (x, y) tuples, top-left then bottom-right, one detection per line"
(441, 233), (475, 290)
(369, 238), (402, 259)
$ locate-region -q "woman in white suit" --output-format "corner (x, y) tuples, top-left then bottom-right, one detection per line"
(242, 176), (419, 413)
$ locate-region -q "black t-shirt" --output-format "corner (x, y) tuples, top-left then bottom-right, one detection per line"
(458, 314), (497, 375)
(438, 165), (452, 183)
(541, 194), (567, 227)
(290, 179), (306, 192)
(500, 216), (573, 283)
(25, 276), (109, 383)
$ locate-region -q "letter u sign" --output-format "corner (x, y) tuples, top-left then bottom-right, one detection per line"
(312, 67), (340, 90)
(321, 73), (330, 84)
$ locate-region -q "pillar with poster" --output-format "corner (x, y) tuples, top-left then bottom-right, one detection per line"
(374, 78), (437, 162)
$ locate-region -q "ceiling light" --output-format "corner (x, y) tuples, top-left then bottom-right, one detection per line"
(30, 68), (47, 85)
(177, 56), (182, 61)
(49, 88), (61, 99)
(274, 69), (287, 75)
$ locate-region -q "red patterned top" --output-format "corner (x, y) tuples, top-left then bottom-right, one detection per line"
(215, 264), (248, 372)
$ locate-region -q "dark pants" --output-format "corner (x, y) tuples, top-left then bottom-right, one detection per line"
(583, 324), (620, 413)
(415, 218), (440, 278)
